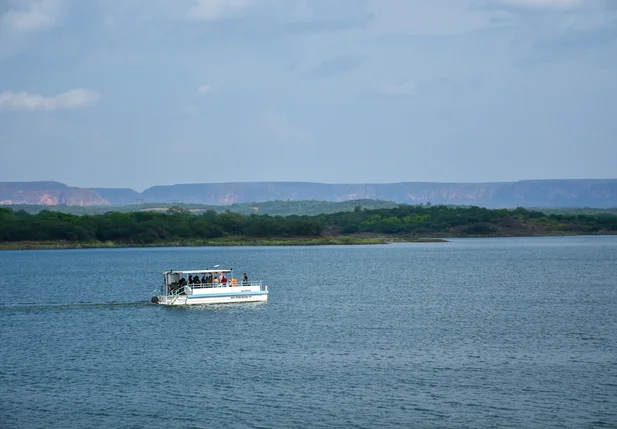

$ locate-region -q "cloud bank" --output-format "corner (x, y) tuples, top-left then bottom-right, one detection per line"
(0, 89), (100, 111)
(0, 0), (58, 31)
(493, 0), (585, 9)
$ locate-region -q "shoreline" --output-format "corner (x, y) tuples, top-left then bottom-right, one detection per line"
(0, 236), (447, 250)
(1, 232), (615, 250)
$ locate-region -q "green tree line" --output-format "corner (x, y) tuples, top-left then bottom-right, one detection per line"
(1, 204), (616, 244)
(0, 208), (323, 242)
(324, 204), (617, 235)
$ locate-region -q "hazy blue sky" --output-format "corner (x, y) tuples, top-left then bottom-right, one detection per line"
(1, 0), (615, 190)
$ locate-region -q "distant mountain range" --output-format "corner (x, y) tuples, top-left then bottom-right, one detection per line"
(1, 179), (617, 208)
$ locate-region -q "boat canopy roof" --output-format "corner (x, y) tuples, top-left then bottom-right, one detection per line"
(162, 269), (232, 275)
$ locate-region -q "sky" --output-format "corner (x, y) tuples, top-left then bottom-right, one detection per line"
(0, 0), (616, 191)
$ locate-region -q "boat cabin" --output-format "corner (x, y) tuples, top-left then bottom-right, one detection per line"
(162, 269), (240, 294)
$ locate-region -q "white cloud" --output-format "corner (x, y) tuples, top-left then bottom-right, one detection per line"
(186, 0), (355, 23)
(0, 0), (58, 31)
(367, 0), (492, 36)
(197, 84), (211, 95)
(187, 0), (254, 21)
(0, 0), (60, 61)
(0, 89), (100, 111)
(493, 0), (585, 9)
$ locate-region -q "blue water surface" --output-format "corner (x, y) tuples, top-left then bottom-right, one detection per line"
(1, 236), (616, 428)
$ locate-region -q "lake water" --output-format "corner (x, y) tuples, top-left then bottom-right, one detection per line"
(1, 236), (616, 428)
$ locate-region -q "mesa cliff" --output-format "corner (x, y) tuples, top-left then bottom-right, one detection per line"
(1, 179), (616, 208)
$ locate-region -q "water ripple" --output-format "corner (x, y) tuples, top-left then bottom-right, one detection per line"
(1, 237), (616, 428)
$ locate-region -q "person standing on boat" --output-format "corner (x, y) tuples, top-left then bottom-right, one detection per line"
(220, 273), (228, 285)
(242, 273), (248, 285)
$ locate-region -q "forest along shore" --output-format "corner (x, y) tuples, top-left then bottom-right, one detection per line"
(1, 204), (616, 250)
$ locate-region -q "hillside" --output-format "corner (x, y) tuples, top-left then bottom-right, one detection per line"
(3, 199), (399, 216)
(0, 181), (107, 206)
(1, 179), (616, 209)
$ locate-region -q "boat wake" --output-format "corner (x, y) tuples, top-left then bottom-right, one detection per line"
(0, 301), (152, 312)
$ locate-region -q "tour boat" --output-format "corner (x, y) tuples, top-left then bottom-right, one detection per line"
(151, 268), (268, 306)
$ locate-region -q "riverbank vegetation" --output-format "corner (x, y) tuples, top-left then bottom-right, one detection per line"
(1, 204), (615, 249)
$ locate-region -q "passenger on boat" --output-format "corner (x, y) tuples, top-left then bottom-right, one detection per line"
(242, 273), (248, 285)
(201, 274), (208, 284)
(220, 274), (228, 285)
(193, 275), (200, 285)
(188, 276), (193, 285)
(179, 277), (187, 287)
(213, 276), (219, 284)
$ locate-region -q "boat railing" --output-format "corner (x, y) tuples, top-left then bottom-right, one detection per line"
(165, 286), (186, 305)
(188, 280), (265, 290)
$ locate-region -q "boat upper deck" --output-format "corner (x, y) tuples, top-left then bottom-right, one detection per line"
(162, 269), (232, 275)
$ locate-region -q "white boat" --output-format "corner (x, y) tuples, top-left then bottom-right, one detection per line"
(151, 269), (268, 306)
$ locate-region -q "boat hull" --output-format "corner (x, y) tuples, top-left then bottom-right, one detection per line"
(154, 285), (268, 306)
